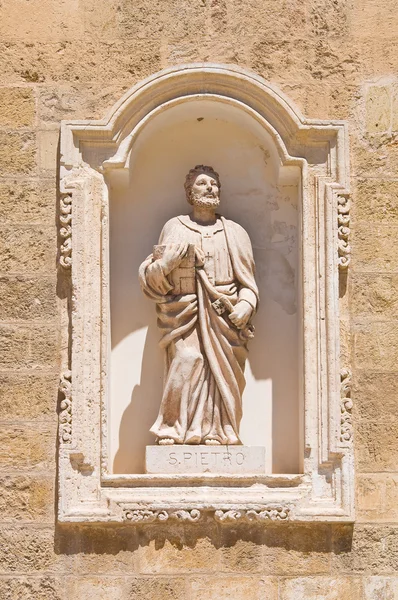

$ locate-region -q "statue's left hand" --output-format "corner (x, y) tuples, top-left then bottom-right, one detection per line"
(229, 300), (252, 329)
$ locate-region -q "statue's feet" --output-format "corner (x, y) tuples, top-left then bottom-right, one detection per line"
(157, 437), (175, 445)
(204, 438), (221, 446)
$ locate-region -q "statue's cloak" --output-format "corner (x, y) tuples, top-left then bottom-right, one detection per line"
(139, 215), (259, 444)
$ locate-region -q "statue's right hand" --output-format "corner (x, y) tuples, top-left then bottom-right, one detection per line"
(158, 242), (189, 276)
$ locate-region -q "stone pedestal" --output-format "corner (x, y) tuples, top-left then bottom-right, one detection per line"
(145, 445), (266, 474)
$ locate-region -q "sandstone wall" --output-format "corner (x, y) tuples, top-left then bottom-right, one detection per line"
(0, 0), (398, 598)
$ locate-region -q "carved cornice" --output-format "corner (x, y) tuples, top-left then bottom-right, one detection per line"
(59, 370), (72, 444)
(338, 195), (351, 270)
(121, 506), (290, 524)
(340, 368), (353, 443)
(59, 192), (72, 269)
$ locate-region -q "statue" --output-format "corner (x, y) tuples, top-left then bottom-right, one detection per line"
(139, 165), (259, 446)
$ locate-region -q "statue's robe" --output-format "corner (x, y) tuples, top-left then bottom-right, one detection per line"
(139, 214), (259, 444)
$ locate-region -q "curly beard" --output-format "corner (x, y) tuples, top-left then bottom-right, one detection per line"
(191, 194), (220, 208)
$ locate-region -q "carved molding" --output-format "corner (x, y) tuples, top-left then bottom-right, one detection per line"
(214, 506), (290, 523)
(123, 508), (201, 523)
(59, 370), (72, 444)
(122, 507), (290, 524)
(340, 368), (353, 443)
(59, 192), (72, 269)
(338, 195), (351, 270)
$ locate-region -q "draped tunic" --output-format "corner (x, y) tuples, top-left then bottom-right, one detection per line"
(139, 214), (259, 444)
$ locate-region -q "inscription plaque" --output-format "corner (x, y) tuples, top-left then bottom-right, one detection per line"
(146, 445), (266, 474)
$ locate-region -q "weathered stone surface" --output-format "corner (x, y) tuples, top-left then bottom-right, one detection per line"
(353, 178), (398, 224)
(279, 576), (362, 599)
(136, 536), (221, 574)
(366, 86), (392, 133)
(0, 276), (56, 320)
(0, 87), (35, 128)
(190, 575), (278, 600)
(0, 324), (58, 369)
(352, 225), (398, 273)
(357, 475), (398, 522)
(0, 526), (66, 573)
(128, 577), (186, 600)
(353, 321), (398, 372)
(353, 372), (398, 423)
(356, 421), (398, 472)
(0, 226), (55, 273)
(0, 131), (36, 175)
(67, 578), (127, 600)
(332, 525), (398, 574)
(0, 577), (65, 600)
(0, 179), (55, 224)
(363, 577), (398, 600)
(0, 475), (54, 522)
(351, 274), (398, 317)
(0, 425), (55, 471)
(38, 129), (59, 172)
(0, 373), (57, 420)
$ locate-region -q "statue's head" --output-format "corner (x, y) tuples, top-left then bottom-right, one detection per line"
(184, 165), (221, 208)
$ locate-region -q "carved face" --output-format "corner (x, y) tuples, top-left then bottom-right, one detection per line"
(190, 173), (220, 208)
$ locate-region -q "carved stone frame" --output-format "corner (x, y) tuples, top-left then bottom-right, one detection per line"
(58, 63), (353, 524)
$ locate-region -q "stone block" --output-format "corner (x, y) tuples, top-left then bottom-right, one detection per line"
(190, 575), (278, 600)
(146, 445), (266, 474)
(261, 525), (332, 575)
(128, 577), (186, 600)
(0, 323), (58, 369)
(353, 372), (398, 422)
(0, 179), (55, 224)
(136, 536), (221, 574)
(279, 576), (363, 600)
(38, 129), (59, 172)
(0, 424), (55, 471)
(352, 225), (398, 272)
(0, 576), (65, 600)
(353, 178), (398, 224)
(351, 274), (398, 317)
(357, 474), (398, 523)
(356, 421), (398, 472)
(353, 321), (398, 372)
(366, 86), (392, 133)
(0, 226), (55, 273)
(0, 131), (36, 175)
(363, 577), (398, 600)
(0, 87), (35, 128)
(0, 373), (57, 420)
(0, 526), (68, 573)
(0, 474), (53, 522)
(220, 539), (263, 573)
(67, 578), (127, 600)
(332, 525), (398, 574)
(0, 276), (56, 320)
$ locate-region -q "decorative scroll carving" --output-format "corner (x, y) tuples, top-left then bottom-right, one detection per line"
(59, 370), (72, 444)
(122, 506), (290, 524)
(338, 195), (351, 270)
(215, 506), (290, 523)
(59, 192), (72, 269)
(340, 368), (353, 443)
(123, 508), (201, 523)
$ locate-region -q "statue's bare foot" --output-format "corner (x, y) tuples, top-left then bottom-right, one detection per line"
(205, 439), (221, 446)
(158, 438), (175, 445)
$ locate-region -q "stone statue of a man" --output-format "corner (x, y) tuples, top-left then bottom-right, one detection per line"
(139, 165), (259, 446)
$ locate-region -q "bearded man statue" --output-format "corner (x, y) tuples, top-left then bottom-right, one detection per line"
(139, 165), (259, 446)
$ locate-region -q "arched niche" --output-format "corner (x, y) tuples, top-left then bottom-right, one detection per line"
(109, 96), (302, 475)
(58, 64), (353, 524)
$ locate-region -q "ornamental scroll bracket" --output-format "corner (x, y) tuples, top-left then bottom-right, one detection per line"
(59, 192), (72, 269)
(338, 194), (351, 270)
(122, 506), (291, 524)
(59, 370), (72, 444)
(340, 368), (353, 444)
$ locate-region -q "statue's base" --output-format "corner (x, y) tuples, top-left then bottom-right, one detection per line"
(145, 445), (266, 474)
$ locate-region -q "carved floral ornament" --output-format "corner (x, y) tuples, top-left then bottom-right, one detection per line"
(58, 64), (354, 525)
